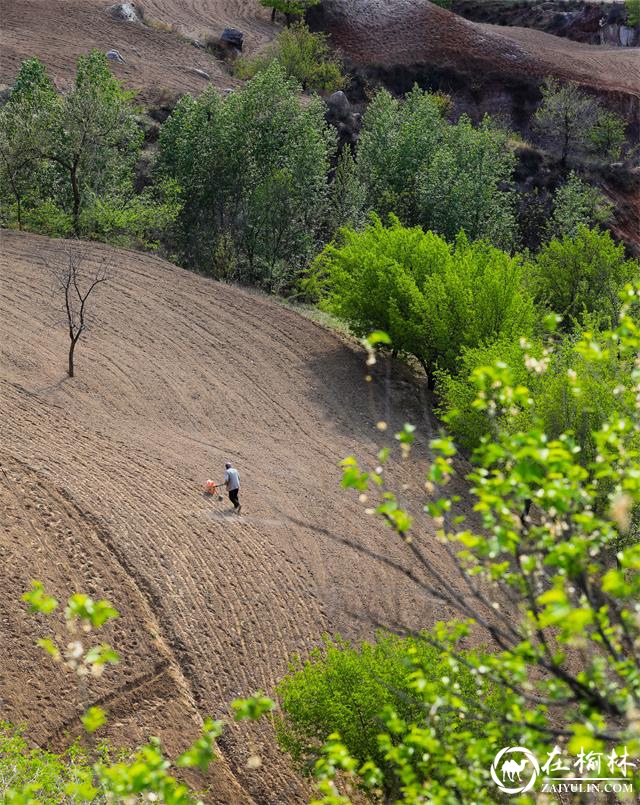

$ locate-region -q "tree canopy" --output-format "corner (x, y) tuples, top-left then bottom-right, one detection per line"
(159, 62), (335, 291)
(311, 215), (534, 383)
(0, 52), (174, 243)
(356, 87), (517, 247)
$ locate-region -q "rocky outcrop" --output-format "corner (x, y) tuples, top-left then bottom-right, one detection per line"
(106, 49), (126, 64)
(106, 50), (126, 64)
(107, 3), (143, 24)
(601, 23), (638, 47)
(325, 90), (361, 145)
(221, 28), (244, 50)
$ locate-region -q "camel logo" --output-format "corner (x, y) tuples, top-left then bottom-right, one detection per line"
(491, 746), (540, 795)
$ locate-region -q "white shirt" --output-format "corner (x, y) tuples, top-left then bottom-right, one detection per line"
(224, 468), (240, 490)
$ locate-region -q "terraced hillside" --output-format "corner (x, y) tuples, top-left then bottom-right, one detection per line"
(1, 0), (638, 106)
(0, 230), (465, 801)
(314, 0), (640, 102)
(0, 0), (270, 96)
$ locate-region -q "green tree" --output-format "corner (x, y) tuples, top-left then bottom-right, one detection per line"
(626, 0), (640, 27)
(260, 0), (320, 25)
(310, 215), (535, 385)
(159, 62), (335, 290)
(0, 59), (57, 230)
(326, 148), (367, 235)
(357, 87), (447, 222)
(236, 22), (345, 93)
(532, 225), (638, 330)
(0, 53), (172, 243)
(276, 634), (502, 800)
(533, 77), (595, 164)
(417, 115), (516, 248)
(308, 299), (640, 803)
(547, 172), (613, 239)
(590, 108), (627, 161)
(356, 87), (516, 246)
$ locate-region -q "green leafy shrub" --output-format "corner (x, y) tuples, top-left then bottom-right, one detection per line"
(276, 633), (502, 798)
(0, 723), (107, 803)
(310, 215), (535, 384)
(235, 22), (345, 93)
(532, 226), (638, 330)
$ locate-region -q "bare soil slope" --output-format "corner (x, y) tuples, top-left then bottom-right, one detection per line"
(2, 0), (638, 105)
(0, 230), (461, 801)
(315, 0), (640, 100)
(0, 0), (269, 96)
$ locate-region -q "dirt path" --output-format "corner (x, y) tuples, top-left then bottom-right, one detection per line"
(0, 230), (468, 801)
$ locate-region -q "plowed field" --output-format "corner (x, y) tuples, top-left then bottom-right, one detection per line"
(0, 230), (464, 801)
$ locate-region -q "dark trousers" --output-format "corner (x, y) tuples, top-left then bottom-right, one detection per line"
(229, 488), (240, 508)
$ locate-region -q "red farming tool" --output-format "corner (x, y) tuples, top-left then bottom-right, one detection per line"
(205, 480), (224, 501)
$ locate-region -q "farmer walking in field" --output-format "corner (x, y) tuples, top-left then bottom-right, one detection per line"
(224, 461), (241, 514)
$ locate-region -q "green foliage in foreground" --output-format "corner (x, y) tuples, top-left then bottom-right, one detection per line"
(0, 723), (112, 803)
(8, 583), (274, 804)
(236, 22), (345, 93)
(276, 634), (504, 799)
(306, 295), (640, 803)
(0, 52), (177, 244)
(310, 215), (535, 383)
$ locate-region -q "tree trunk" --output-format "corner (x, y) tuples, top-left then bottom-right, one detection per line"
(68, 338), (77, 377)
(418, 357), (434, 390)
(70, 165), (81, 236)
(562, 115), (569, 167)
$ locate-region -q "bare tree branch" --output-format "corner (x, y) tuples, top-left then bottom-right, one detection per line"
(44, 244), (111, 377)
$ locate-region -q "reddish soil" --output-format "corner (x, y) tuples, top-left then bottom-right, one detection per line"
(0, 230), (470, 801)
(316, 0), (640, 101)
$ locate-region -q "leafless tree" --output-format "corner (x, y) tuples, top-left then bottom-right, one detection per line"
(46, 245), (111, 378)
